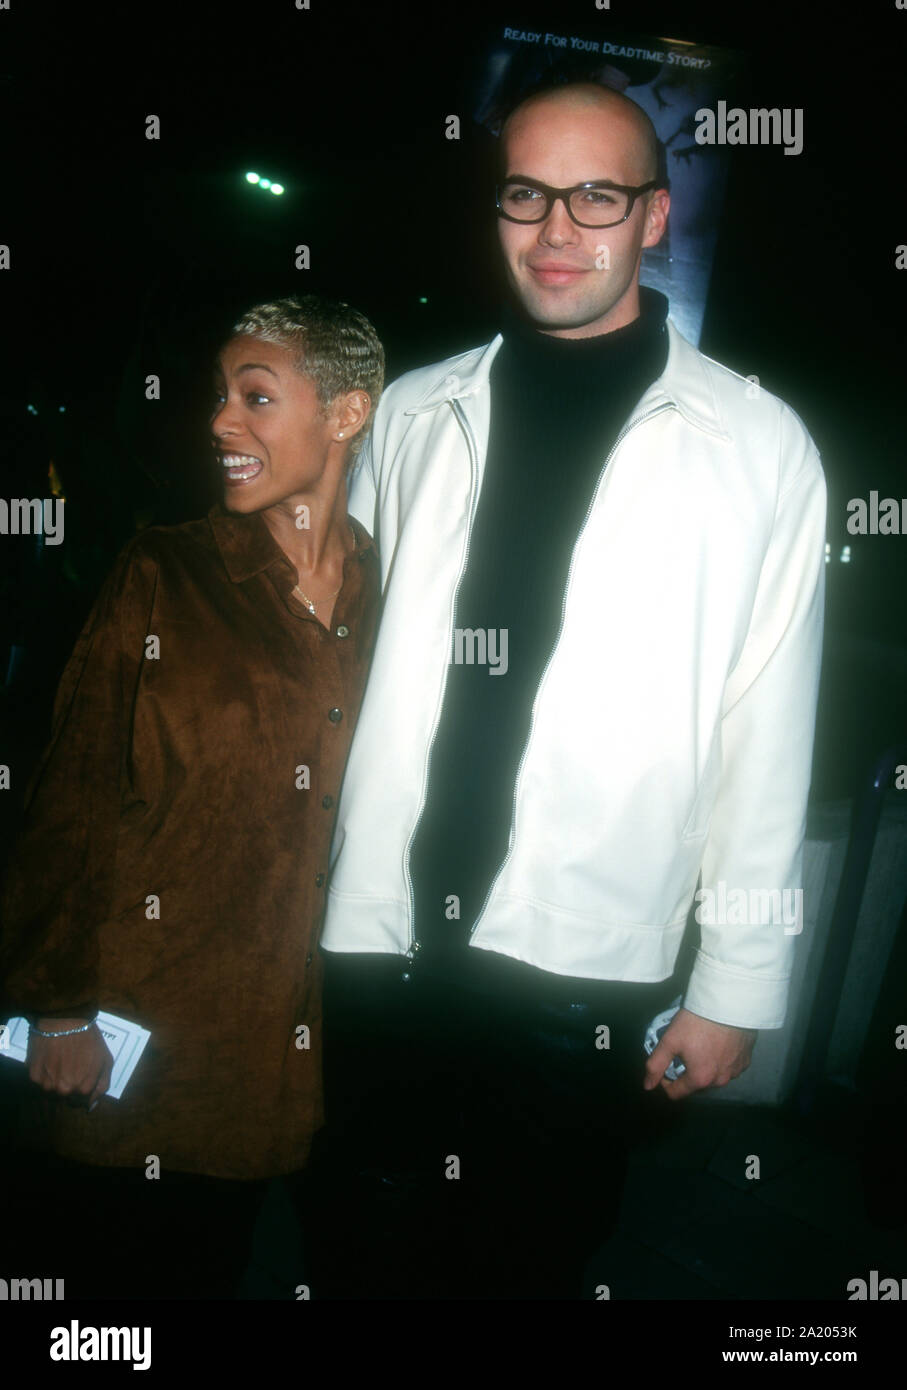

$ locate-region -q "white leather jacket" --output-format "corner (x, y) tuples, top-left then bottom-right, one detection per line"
(321, 317), (826, 1029)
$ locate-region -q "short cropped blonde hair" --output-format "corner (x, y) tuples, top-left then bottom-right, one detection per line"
(229, 294), (385, 457)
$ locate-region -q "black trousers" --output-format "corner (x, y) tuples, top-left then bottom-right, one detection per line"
(303, 948), (682, 1300)
(2, 1146), (271, 1299)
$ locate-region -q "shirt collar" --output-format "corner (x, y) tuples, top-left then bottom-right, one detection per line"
(208, 503), (374, 584)
(404, 294), (731, 442)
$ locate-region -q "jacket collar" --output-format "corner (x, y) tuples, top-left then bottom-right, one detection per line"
(404, 313), (732, 443)
(209, 503), (374, 584)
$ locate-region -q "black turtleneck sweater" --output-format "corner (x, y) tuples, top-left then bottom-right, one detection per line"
(409, 287), (670, 979)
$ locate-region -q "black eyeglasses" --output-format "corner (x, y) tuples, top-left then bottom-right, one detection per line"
(496, 177), (658, 229)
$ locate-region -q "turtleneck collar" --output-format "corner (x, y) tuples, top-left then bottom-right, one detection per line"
(499, 285), (669, 362)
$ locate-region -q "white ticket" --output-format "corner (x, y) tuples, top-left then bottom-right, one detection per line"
(0, 1011), (151, 1099)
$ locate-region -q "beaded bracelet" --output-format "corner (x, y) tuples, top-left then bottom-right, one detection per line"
(29, 1019), (96, 1038)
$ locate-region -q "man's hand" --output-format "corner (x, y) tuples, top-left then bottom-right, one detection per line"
(643, 1007), (757, 1100)
(27, 1019), (114, 1109)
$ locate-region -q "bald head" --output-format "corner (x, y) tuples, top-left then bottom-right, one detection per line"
(500, 82), (659, 188)
(494, 79), (670, 337)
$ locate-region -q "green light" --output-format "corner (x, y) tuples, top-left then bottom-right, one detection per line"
(418, 296), (428, 304)
(270, 183), (284, 196)
(246, 171), (260, 184)
(259, 178), (271, 189)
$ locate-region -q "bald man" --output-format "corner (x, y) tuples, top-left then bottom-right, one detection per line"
(310, 82), (826, 1299)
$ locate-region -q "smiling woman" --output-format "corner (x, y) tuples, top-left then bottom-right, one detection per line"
(212, 298), (384, 626)
(0, 294), (385, 1299)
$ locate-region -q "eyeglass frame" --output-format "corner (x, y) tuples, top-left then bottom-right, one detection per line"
(495, 176), (660, 229)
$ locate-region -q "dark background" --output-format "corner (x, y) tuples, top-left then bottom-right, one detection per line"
(0, 0), (905, 827)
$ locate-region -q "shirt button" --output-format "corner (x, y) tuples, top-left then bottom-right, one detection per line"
(321, 795), (334, 809)
(305, 952), (313, 967)
(328, 707), (343, 723)
(315, 873), (325, 887)
(336, 625), (350, 638)
(401, 972), (412, 983)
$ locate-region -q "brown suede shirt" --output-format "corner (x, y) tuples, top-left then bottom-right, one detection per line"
(0, 504), (379, 1180)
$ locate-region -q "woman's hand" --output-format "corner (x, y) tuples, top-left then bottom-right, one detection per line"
(27, 1019), (114, 1109)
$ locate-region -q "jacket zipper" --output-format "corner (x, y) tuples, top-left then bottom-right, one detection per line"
(402, 395), (482, 954)
(465, 400), (677, 943)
